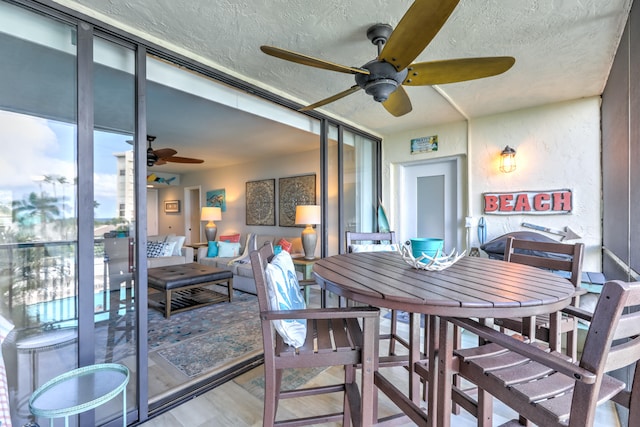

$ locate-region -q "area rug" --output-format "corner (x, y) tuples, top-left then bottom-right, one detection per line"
(148, 290), (263, 378)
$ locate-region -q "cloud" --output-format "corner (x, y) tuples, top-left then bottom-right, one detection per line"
(0, 111), (75, 188)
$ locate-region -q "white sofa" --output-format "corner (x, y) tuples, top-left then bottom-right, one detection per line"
(147, 235), (194, 268)
(197, 233), (304, 294)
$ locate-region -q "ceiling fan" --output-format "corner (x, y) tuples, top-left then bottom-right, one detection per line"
(260, 0), (515, 117)
(146, 135), (204, 167)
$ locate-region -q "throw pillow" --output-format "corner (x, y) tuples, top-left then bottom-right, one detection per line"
(146, 241), (165, 258)
(219, 233), (241, 243)
(164, 235), (186, 256)
(207, 241), (219, 257)
(264, 251), (307, 348)
(278, 238), (293, 253)
(217, 241), (241, 257)
(350, 243), (399, 253)
(161, 241), (176, 257)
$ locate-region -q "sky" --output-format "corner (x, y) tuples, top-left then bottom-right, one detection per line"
(1, 109), (133, 220)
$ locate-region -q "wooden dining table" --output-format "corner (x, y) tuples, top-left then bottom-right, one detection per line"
(312, 251), (576, 427)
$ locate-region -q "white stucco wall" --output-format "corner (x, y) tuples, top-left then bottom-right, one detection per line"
(383, 97), (602, 271)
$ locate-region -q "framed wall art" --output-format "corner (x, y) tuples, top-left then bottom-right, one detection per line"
(246, 179), (275, 225)
(279, 174), (316, 227)
(164, 200), (180, 213)
(206, 188), (226, 212)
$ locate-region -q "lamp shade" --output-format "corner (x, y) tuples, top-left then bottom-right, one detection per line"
(295, 205), (320, 260)
(295, 205), (321, 225)
(201, 206), (222, 221)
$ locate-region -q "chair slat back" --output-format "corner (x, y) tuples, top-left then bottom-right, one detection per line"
(346, 231), (397, 253)
(568, 280), (640, 424)
(586, 281), (640, 373)
(504, 237), (584, 287)
(249, 241), (275, 315)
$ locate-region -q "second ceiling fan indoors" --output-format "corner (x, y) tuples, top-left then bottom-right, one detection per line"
(146, 135), (204, 167)
(260, 0), (515, 117)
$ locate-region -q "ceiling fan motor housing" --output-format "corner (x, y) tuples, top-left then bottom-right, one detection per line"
(355, 60), (408, 102)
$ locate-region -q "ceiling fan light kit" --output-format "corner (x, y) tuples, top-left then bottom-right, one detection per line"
(354, 60), (408, 102)
(146, 135), (159, 167)
(261, 0), (515, 117)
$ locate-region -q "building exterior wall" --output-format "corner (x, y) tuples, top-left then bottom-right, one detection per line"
(383, 97), (602, 271)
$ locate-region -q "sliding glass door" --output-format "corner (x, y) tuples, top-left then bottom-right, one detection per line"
(0, 3), (139, 425)
(0, 3), (80, 424)
(1, 2), (382, 424)
(92, 35), (138, 425)
(343, 130), (379, 236)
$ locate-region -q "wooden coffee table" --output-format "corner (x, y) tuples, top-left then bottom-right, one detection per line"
(148, 263), (233, 318)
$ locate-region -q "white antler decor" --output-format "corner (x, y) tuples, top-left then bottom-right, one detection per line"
(399, 244), (465, 271)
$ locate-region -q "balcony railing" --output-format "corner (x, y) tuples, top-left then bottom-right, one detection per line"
(0, 238), (132, 332)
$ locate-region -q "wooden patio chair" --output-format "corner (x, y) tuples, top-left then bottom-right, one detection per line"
(250, 241), (379, 427)
(449, 279), (640, 427)
(345, 231), (404, 356)
(494, 236), (585, 361)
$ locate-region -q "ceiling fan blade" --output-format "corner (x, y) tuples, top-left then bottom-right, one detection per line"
(382, 86), (412, 117)
(299, 85), (362, 112)
(164, 156), (204, 164)
(153, 148), (178, 158)
(403, 57), (516, 86)
(261, 46), (369, 75)
(154, 159), (167, 166)
(380, 0), (460, 72)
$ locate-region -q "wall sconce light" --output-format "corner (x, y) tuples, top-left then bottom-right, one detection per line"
(500, 145), (517, 173)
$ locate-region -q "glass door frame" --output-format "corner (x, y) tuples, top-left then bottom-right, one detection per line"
(76, 20), (148, 427)
(9, 1), (382, 423)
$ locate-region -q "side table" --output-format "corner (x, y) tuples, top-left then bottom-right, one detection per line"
(186, 242), (208, 261)
(292, 257), (320, 304)
(29, 363), (129, 427)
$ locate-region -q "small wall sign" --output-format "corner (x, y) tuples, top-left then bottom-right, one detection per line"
(483, 189), (572, 215)
(410, 135), (438, 154)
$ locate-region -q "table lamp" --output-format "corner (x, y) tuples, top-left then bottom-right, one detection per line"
(201, 206), (222, 242)
(295, 205), (321, 260)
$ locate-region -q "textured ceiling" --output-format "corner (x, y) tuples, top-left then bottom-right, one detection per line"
(48, 0), (632, 172)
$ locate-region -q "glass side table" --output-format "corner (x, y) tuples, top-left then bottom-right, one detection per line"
(29, 363), (129, 427)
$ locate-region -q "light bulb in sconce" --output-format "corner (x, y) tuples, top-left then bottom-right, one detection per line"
(201, 206), (222, 242)
(295, 205), (321, 260)
(500, 145), (517, 173)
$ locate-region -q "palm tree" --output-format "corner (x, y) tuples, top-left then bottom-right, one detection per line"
(12, 192), (60, 240)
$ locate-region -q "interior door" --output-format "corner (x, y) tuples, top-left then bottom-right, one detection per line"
(183, 185), (201, 245)
(399, 157), (462, 252)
